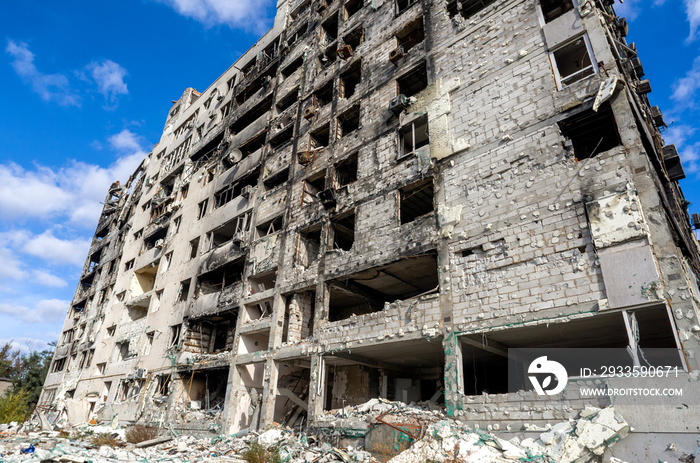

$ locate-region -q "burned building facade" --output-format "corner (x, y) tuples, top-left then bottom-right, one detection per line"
(42, 0), (700, 443)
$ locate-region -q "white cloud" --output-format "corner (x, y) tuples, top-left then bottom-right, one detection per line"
(615, 0), (642, 21)
(109, 129), (142, 152)
(0, 130), (145, 226)
(665, 124), (696, 147)
(671, 56), (700, 107)
(86, 60), (128, 107)
(0, 163), (74, 221)
(5, 40), (80, 107)
(32, 270), (68, 288)
(21, 231), (91, 267)
(0, 248), (28, 281)
(0, 298), (68, 325)
(156, 0), (274, 32)
(686, 0), (700, 41)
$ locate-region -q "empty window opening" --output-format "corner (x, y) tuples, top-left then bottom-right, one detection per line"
(263, 168), (290, 191)
(52, 357), (66, 373)
(305, 171), (326, 200)
(469, 308), (682, 396)
(399, 113), (429, 158)
(208, 212), (251, 250)
(273, 362), (311, 427)
(131, 262), (159, 297)
(115, 340), (134, 362)
(558, 103), (621, 160)
(297, 223), (322, 268)
(261, 40), (278, 65)
(269, 125), (294, 149)
(230, 96), (273, 135)
(235, 65), (278, 105)
(334, 152), (358, 187)
(190, 237), (200, 259)
(183, 368), (230, 411)
(552, 35), (596, 87)
(282, 290), (316, 342)
(322, 13), (339, 41)
(540, 0), (574, 23)
(344, 0), (363, 18)
(95, 226), (109, 240)
(314, 80), (334, 107)
(127, 303), (148, 321)
(215, 168), (260, 208)
(88, 249), (102, 272)
(399, 177), (434, 224)
(143, 226), (168, 251)
(96, 363), (106, 376)
(236, 131), (267, 161)
(397, 62), (428, 97)
(249, 270), (277, 294)
(287, 23), (308, 48)
(190, 132), (225, 164)
(238, 332), (270, 355)
(328, 250), (439, 321)
(198, 258), (245, 294)
(240, 59), (256, 77)
(318, 45), (338, 68)
(155, 375), (171, 396)
(153, 289), (163, 312)
(184, 313), (236, 354)
(107, 325), (116, 337)
(277, 88), (299, 113)
(169, 324), (182, 349)
(310, 124), (332, 148)
(245, 299), (274, 322)
(178, 279), (191, 302)
(396, 17), (425, 53)
(256, 215), (284, 239)
(337, 104), (361, 137)
(291, 0), (311, 18)
(143, 332), (154, 356)
(339, 61), (362, 99)
(329, 210), (355, 251)
(323, 341), (443, 410)
(396, 0), (418, 14)
(282, 56), (304, 78)
(198, 199), (209, 220)
(343, 26), (365, 51)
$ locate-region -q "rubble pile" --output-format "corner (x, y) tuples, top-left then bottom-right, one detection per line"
(0, 403), (630, 463)
(386, 406), (629, 463)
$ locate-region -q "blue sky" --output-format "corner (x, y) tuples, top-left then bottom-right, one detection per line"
(0, 0), (698, 353)
(0, 0), (276, 352)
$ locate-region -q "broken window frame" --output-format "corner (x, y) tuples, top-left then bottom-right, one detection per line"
(398, 113), (430, 160)
(398, 177), (435, 224)
(197, 199), (209, 220)
(549, 34), (598, 90)
(328, 210), (355, 251)
(333, 152), (359, 187)
(169, 324), (182, 349)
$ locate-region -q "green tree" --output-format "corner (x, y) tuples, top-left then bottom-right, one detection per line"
(0, 341), (55, 422)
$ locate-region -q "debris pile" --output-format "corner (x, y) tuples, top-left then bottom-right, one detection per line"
(0, 403), (630, 463)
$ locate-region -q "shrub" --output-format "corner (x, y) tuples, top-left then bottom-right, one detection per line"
(125, 424), (159, 444)
(243, 441), (282, 463)
(0, 389), (29, 423)
(90, 433), (123, 447)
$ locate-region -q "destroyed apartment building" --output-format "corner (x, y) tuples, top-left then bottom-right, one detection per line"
(41, 0), (700, 446)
